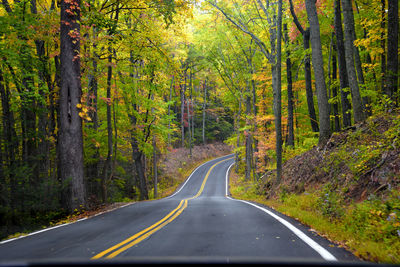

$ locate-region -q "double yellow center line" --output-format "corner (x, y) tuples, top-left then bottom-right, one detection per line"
(91, 157), (232, 259)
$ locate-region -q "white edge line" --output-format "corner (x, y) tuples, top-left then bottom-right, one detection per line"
(0, 202), (135, 245)
(224, 162), (337, 262)
(0, 218), (87, 245)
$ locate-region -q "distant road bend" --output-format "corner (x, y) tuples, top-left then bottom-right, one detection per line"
(0, 154), (362, 265)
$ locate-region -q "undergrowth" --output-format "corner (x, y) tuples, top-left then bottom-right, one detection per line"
(230, 111), (400, 264)
(230, 173), (400, 263)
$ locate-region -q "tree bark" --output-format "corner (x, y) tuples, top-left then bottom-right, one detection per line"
(332, 39), (341, 131)
(101, 44), (113, 203)
(274, 0), (283, 183)
(245, 84), (252, 181)
(334, 0), (352, 127)
(305, 0), (331, 144)
(59, 0), (86, 212)
(341, 0), (364, 122)
(284, 24), (295, 147)
(180, 72), (186, 147)
(288, 0), (319, 133)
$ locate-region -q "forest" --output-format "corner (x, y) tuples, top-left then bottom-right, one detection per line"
(0, 0), (398, 257)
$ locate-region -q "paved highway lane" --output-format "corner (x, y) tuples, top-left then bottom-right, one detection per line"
(0, 154), (360, 264)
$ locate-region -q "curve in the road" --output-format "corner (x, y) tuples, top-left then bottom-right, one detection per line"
(92, 157), (234, 259)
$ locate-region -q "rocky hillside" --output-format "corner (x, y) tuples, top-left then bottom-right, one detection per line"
(262, 111), (400, 203)
(251, 110), (400, 263)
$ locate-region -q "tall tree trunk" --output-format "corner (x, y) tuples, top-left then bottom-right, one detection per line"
(332, 39), (341, 131)
(59, 0), (86, 212)
(151, 94), (158, 199)
(284, 24), (295, 147)
(101, 44), (113, 203)
(167, 76), (174, 146)
(288, 0), (319, 133)
(190, 70), (195, 150)
(386, 0), (399, 102)
(334, 0), (352, 127)
(305, 0), (331, 145)
(187, 70), (192, 156)
(153, 136), (158, 199)
(235, 99), (242, 173)
(180, 74), (185, 147)
(87, 26), (100, 197)
(341, 0), (364, 123)
(304, 29), (320, 133)
(131, 137), (148, 200)
(245, 85), (252, 181)
(274, 0), (283, 183)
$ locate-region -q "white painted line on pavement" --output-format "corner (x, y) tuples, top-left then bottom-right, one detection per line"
(0, 202), (136, 245)
(224, 162), (337, 262)
(0, 217), (87, 245)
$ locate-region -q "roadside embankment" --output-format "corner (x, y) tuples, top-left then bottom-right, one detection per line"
(230, 111), (400, 263)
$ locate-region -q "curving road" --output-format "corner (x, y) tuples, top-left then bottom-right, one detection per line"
(0, 155), (362, 265)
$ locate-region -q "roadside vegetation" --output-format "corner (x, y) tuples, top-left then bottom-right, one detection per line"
(229, 110), (400, 264)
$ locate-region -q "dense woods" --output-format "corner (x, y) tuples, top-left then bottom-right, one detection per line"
(0, 0), (398, 246)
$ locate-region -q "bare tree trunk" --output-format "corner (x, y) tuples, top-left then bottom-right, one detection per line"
(167, 76), (174, 146)
(187, 69), (192, 156)
(59, 0), (86, 212)
(274, 0), (283, 183)
(334, 0), (352, 127)
(245, 85), (252, 181)
(304, 30), (320, 133)
(332, 38), (341, 131)
(305, 0), (331, 145)
(284, 24), (295, 147)
(101, 44), (113, 203)
(180, 73), (185, 147)
(288, 0), (319, 133)
(151, 94), (157, 199)
(341, 0), (364, 122)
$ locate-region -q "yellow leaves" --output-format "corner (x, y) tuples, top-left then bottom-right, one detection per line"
(370, 210), (384, 217)
(76, 102), (91, 122)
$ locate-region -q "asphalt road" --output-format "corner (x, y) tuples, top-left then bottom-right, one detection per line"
(0, 154), (365, 265)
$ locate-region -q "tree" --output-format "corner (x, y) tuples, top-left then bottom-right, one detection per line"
(341, 0), (364, 123)
(333, 0), (352, 127)
(283, 24), (295, 147)
(305, 0), (331, 145)
(59, 0), (86, 212)
(288, 0), (319, 133)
